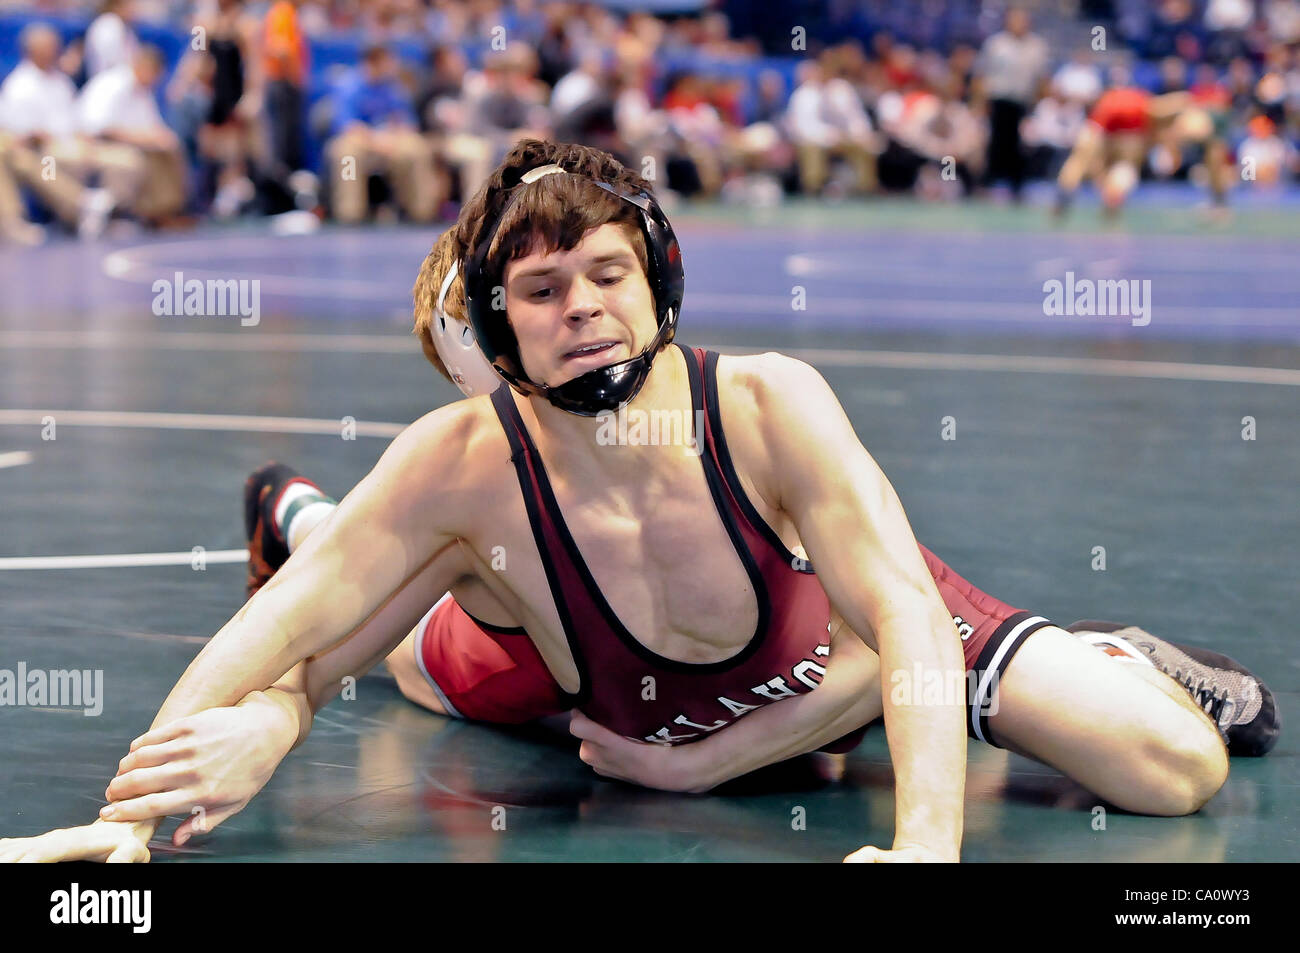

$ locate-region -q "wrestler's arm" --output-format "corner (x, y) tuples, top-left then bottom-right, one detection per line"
(6, 406), (476, 859)
(754, 353), (966, 861)
(571, 619), (882, 793)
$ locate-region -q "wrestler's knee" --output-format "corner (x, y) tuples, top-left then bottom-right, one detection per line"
(1126, 716), (1229, 816)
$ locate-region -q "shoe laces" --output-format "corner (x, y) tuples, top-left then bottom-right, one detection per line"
(1171, 668), (1234, 730)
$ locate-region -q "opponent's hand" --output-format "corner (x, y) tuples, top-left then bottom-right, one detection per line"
(843, 843), (958, 863)
(99, 694), (297, 845)
(569, 711), (710, 793)
(0, 821), (151, 863)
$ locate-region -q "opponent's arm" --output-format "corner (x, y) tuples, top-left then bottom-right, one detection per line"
(754, 353), (966, 862)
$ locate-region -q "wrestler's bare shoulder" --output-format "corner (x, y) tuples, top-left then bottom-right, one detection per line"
(713, 350), (830, 439)
(381, 396), (516, 534)
(710, 350), (833, 509)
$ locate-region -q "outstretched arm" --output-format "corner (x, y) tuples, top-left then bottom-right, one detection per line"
(3, 406), (478, 860)
(753, 353), (967, 862)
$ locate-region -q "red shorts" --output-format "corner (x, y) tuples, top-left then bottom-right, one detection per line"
(415, 547), (1055, 749)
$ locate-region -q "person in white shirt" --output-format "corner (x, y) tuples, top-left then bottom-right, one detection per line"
(85, 0), (139, 79)
(785, 52), (879, 196)
(78, 45), (186, 224)
(974, 7), (1049, 199)
(0, 23), (116, 241)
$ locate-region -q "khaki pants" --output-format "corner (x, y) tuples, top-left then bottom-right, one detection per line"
(88, 141), (186, 221)
(795, 139), (878, 195)
(325, 127), (443, 223)
(0, 134), (89, 227)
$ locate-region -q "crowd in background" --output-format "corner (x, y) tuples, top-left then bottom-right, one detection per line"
(1, 0), (1298, 243)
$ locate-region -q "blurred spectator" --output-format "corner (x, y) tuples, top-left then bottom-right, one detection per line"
(324, 43), (443, 223)
(0, 22), (115, 242)
(79, 45), (187, 225)
(416, 44), (467, 135)
(785, 53), (879, 197)
(1204, 0), (1253, 63)
(85, 0), (139, 79)
(450, 46), (550, 198)
(1238, 114), (1295, 184)
(194, 0), (261, 218)
(974, 7), (1049, 199)
(877, 82), (985, 197)
(262, 0), (308, 180)
(550, 51), (605, 120)
(1053, 52), (1103, 107)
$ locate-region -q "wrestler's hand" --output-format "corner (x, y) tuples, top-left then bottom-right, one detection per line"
(0, 820), (151, 863)
(843, 843), (958, 863)
(569, 711), (709, 793)
(99, 691), (298, 845)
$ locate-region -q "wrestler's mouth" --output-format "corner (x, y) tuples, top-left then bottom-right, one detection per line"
(561, 340), (623, 367)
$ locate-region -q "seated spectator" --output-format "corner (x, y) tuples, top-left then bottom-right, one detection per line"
(661, 72), (730, 197)
(323, 43), (444, 224)
(785, 53), (880, 197)
(1238, 113), (1295, 185)
(550, 51), (606, 121)
(876, 77), (985, 197)
(447, 46), (550, 200)
(78, 44), (188, 226)
(0, 23), (116, 242)
(1022, 85), (1088, 181)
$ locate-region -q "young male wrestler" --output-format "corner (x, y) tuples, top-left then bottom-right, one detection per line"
(1054, 85), (1231, 217)
(0, 141), (1276, 865)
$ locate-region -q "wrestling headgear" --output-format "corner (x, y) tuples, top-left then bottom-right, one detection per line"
(430, 259), (501, 398)
(461, 164), (685, 417)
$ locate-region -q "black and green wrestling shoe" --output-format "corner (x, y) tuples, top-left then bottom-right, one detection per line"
(1069, 620), (1280, 757)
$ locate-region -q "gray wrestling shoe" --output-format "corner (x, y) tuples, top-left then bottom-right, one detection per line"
(1068, 620), (1280, 757)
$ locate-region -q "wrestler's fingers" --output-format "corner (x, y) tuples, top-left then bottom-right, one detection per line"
(569, 711), (627, 745)
(128, 721), (189, 753)
(99, 790), (196, 823)
(117, 739), (193, 776)
(106, 764), (194, 803)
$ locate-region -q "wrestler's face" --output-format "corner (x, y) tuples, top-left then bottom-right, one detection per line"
(503, 223), (657, 388)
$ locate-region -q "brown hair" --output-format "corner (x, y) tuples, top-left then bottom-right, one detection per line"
(413, 139), (658, 385)
(455, 139), (654, 317)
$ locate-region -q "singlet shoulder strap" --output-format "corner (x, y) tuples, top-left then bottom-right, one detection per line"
(487, 385), (589, 704)
(698, 349), (815, 572)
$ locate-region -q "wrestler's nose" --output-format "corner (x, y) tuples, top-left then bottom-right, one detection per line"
(562, 275), (603, 324)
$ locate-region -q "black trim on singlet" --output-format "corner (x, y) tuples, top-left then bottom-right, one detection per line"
(493, 343), (773, 675)
(460, 606), (529, 636)
(970, 610), (1054, 744)
(489, 385), (589, 706)
(701, 350), (814, 574)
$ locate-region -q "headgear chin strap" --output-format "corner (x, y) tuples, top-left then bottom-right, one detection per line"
(462, 163), (685, 417)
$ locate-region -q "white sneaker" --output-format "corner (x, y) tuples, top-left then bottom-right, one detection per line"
(77, 188), (116, 239)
